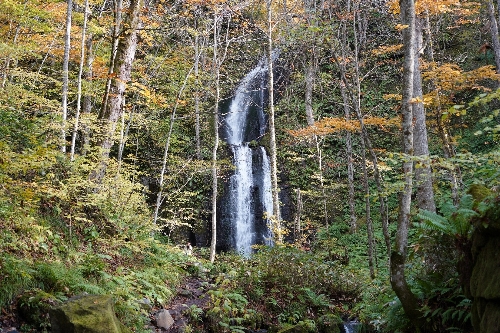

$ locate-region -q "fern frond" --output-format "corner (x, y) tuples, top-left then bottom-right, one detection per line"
(458, 194), (475, 210)
(417, 209), (450, 234)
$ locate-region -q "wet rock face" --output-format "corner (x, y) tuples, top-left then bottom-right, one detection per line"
(50, 295), (131, 333)
(470, 198), (500, 333)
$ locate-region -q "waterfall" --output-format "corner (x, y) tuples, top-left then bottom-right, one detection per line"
(219, 57), (274, 255)
(343, 321), (360, 333)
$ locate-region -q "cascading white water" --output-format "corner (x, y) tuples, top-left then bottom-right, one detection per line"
(220, 58), (274, 255)
(260, 146), (274, 246)
(343, 321), (360, 333)
(230, 144), (255, 255)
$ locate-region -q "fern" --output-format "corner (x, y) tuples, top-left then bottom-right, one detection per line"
(417, 210), (450, 234)
(417, 194), (479, 240)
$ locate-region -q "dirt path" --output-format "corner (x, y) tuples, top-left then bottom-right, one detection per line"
(149, 273), (213, 332)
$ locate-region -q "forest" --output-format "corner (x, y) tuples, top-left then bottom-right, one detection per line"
(0, 0), (499, 332)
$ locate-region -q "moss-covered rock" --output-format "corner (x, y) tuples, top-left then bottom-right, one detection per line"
(18, 289), (62, 328)
(317, 313), (342, 333)
(470, 237), (500, 300)
(49, 295), (132, 333)
(469, 196), (500, 333)
(276, 320), (317, 333)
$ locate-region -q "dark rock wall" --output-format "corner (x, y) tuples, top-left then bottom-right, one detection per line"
(469, 196), (500, 333)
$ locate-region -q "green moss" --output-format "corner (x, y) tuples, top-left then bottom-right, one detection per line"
(18, 289), (62, 329)
(50, 295), (132, 333)
(277, 320), (317, 333)
(467, 184), (493, 209)
(317, 314), (342, 333)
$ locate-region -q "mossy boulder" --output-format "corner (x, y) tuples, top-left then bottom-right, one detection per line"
(276, 320), (317, 333)
(49, 295), (132, 333)
(469, 196), (500, 333)
(317, 314), (342, 333)
(18, 289), (62, 328)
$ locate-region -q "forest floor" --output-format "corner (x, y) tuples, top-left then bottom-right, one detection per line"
(0, 270), (212, 333)
(150, 272), (213, 333)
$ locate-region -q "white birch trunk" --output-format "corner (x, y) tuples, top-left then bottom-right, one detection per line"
(70, 0), (89, 161)
(267, 0), (282, 243)
(61, 0), (73, 153)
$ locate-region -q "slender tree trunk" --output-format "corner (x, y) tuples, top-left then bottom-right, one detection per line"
(339, 1), (357, 233)
(333, 2), (390, 257)
(209, 8), (231, 262)
(117, 107), (126, 168)
(92, 0), (142, 182)
(1, 24), (20, 88)
(100, 0), (123, 117)
(267, 0), (282, 243)
(305, 61), (315, 126)
(70, 0), (89, 161)
(210, 13), (221, 263)
(315, 138), (328, 227)
(363, 132), (390, 259)
(360, 132), (375, 279)
(413, 17), (436, 213)
(61, 0), (73, 153)
(488, 0), (500, 75)
(390, 0), (423, 326)
(294, 188), (303, 240)
(153, 67), (194, 225)
(352, 7), (375, 276)
(81, 34), (94, 155)
(340, 85), (357, 232)
(436, 105), (460, 205)
(194, 20), (202, 160)
(304, 49), (328, 227)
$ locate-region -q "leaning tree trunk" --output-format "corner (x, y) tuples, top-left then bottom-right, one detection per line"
(92, 0), (142, 182)
(390, 0), (423, 327)
(153, 67), (194, 226)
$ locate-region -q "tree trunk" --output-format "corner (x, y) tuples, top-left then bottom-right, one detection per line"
(100, 0), (123, 118)
(413, 17), (436, 213)
(339, 2), (357, 233)
(81, 34), (94, 156)
(294, 188), (303, 240)
(390, 0), (423, 326)
(436, 105), (460, 205)
(267, 0), (282, 243)
(61, 0), (73, 153)
(194, 20), (202, 160)
(360, 133), (375, 279)
(153, 67), (194, 226)
(1, 24), (20, 88)
(353, 5), (374, 277)
(340, 84), (357, 232)
(333, 2), (390, 257)
(70, 0), (89, 161)
(210, 12), (220, 263)
(303, 50), (328, 227)
(305, 61), (315, 126)
(92, 0), (142, 182)
(488, 0), (500, 75)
